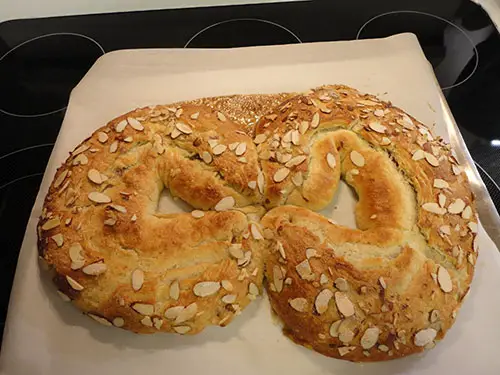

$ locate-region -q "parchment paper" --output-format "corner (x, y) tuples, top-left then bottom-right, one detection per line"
(2, 34), (500, 375)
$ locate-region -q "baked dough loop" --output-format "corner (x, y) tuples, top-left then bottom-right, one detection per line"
(258, 85), (477, 361)
(38, 103), (268, 334)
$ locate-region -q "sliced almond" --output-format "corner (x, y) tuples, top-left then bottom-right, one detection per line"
(422, 202), (446, 215)
(425, 152), (439, 167)
(439, 225), (451, 236)
(380, 137), (391, 146)
(330, 320), (342, 337)
(51, 233), (64, 247)
(315, 289), (333, 314)
(462, 206), (472, 220)
(306, 248), (318, 259)
(212, 144), (227, 155)
(437, 266), (452, 293)
(72, 144), (90, 156)
(397, 114), (414, 129)
(334, 278), (348, 292)
(311, 112), (320, 128)
(251, 223), (264, 240)
(127, 117), (144, 131)
(215, 196), (235, 211)
(112, 317), (125, 327)
(334, 292), (355, 317)
(140, 316), (153, 327)
(273, 167), (290, 183)
(291, 130), (300, 145)
(132, 269), (144, 291)
(170, 129), (181, 139)
(115, 120), (127, 133)
(222, 294), (237, 304)
(221, 280), (233, 291)
(254, 134), (267, 144)
(361, 327), (380, 349)
(201, 151), (213, 164)
(88, 314), (112, 327)
(42, 218), (61, 231)
(175, 303), (198, 324)
(109, 204), (127, 213)
(248, 282), (259, 296)
(326, 153), (336, 169)
(452, 164), (462, 175)
(82, 262), (107, 275)
(175, 108), (183, 118)
(191, 210), (205, 219)
(229, 244), (244, 259)
(379, 277), (387, 289)
(54, 170), (69, 188)
(217, 112), (226, 122)
(173, 326), (191, 334)
(285, 155), (307, 168)
(170, 280), (180, 300)
(299, 121), (309, 134)
(289, 297), (308, 312)
(468, 221), (478, 233)
(430, 309), (440, 323)
(412, 149), (425, 161)
(87, 169), (103, 184)
(248, 181), (257, 190)
(292, 172), (303, 187)
(373, 109), (385, 117)
(132, 303), (154, 316)
(208, 139), (219, 148)
(109, 141), (118, 153)
(97, 132), (108, 143)
(88, 191), (111, 204)
(123, 136), (133, 143)
(190, 112), (200, 120)
(69, 243), (85, 269)
(176, 122), (193, 134)
(193, 281), (221, 297)
(273, 265), (284, 293)
(235, 142), (247, 156)
(295, 259), (313, 280)
(414, 328), (437, 346)
(66, 275), (84, 291)
(368, 121), (386, 133)
(350, 150), (365, 167)
(277, 241), (286, 260)
(165, 306), (184, 320)
(257, 170), (265, 194)
(448, 198), (466, 214)
(433, 179), (449, 189)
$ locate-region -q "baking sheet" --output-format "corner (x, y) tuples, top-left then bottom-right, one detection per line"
(2, 33), (500, 375)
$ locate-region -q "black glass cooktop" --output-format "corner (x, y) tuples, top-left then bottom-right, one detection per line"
(1, 0), (499, 342)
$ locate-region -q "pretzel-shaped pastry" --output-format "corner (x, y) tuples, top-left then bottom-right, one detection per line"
(258, 85), (477, 361)
(38, 102), (270, 334)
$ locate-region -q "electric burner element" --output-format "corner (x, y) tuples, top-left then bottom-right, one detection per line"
(184, 18), (302, 48)
(0, 33), (105, 117)
(356, 10), (479, 90)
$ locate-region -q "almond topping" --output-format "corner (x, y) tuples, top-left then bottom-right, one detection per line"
(66, 275), (84, 291)
(315, 289), (333, 314)
(368, 121), (386, 133)
(214, 196), (235, 211)
(433, 179), (449, 189)
(82, 262), (107, 275)
(201, 151), (213, 164)
(115, 120), (127, 133)
(176, 122), (192, 134)
(327, 153), (336, 169)
(88, 192), (111, 204)
(217, 112), (226, 121)
(414, 328), (437, 346)
(254, 134), (267, 144)
(361, 327), (380, 349)
(193, 281), (221, 297)
(132, 269), (144, 291)
(437, 266), (452, 292)
(289, 297), (308, 312)
(191, 210), (205, 219)
(273, 167), (290, 183)
(132, 303), (154, 316)
(127, 117), (144, 131)
(97, 132), (108, 143)
(235, 142), (247, 156)
(422, 202), (446, 215)
(350, 150), (365, 167)
(448, 198), (466, 214)
(334, 292), (355, 317)
(311, 112), (320, 128)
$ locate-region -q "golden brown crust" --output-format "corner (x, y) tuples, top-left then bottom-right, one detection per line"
(257, 85), (476, 361)
(37, 87), (477, 363)
(38, 100), (271, 334)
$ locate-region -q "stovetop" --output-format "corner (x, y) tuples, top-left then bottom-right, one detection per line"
(1, 0), (499, 342)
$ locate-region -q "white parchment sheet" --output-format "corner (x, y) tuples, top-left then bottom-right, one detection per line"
(2, 34), (500, 375)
